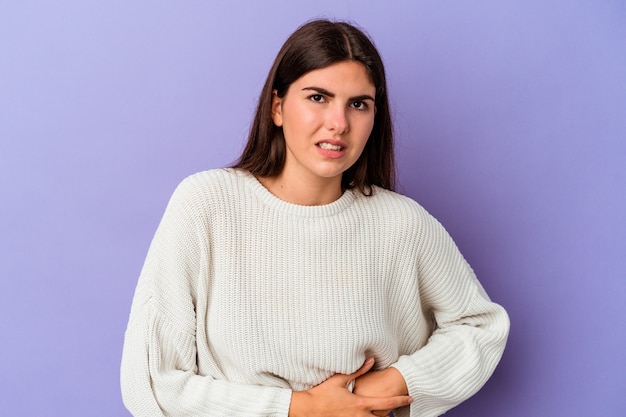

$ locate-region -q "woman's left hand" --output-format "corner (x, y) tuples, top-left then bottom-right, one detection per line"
(353, 367), (409, 417)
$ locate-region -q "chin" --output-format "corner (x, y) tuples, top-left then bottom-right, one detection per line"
(314, 163), (353, 178)
(314, 168), (347, 180)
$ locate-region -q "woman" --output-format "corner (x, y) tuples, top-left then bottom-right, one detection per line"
(121, 19), (510, 417)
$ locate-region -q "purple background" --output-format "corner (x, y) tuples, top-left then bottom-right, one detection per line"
(1, 1), (625, 416)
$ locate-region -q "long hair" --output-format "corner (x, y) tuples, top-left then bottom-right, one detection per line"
(233, 19), (395, 194)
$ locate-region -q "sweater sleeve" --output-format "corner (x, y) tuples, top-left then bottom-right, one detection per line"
(390, 211), (510, 417)
(120, 178), (293, 417)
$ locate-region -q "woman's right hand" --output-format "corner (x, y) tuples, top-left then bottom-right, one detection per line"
(288, 358), (413, 417)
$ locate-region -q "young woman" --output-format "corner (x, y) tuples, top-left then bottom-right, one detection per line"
(121, 20), (510, 417)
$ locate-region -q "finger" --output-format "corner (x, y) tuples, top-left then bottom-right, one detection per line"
(372, 409), (396, 417)
(363, 395), (413, 412)
(346, 357), (375, 381)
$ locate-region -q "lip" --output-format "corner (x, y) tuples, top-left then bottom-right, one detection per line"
(315, 139), (348, 159)
(316, 139), (348, 149)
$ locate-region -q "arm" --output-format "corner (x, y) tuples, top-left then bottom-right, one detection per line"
(357, 210), (510, 417)
(399, 214), (510, 416)
(120, 179), (292, 417)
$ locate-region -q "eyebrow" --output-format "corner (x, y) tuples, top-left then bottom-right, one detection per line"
(302, 86), (375, 102)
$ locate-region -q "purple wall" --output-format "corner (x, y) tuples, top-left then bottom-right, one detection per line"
(1, 1), (624, 416)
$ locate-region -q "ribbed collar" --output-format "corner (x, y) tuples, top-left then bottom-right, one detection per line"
(232, 168), (358, 218)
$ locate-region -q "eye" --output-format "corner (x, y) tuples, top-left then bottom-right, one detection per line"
(350, 100), (369, 111)
(308, 94), (326, 103)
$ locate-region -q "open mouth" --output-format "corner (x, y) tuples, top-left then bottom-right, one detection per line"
(317, 142), (344, 151)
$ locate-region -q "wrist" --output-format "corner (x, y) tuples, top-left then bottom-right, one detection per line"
(353, 366), (409, 398)
(288, 391), (309, 417)
(384, 367), (409, 396)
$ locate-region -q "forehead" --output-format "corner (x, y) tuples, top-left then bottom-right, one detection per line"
(293, 61), (375, 93)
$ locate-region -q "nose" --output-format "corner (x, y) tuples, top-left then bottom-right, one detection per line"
(326, 104), (349, 135)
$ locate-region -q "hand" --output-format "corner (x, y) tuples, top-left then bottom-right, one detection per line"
(289, 358), (413, 417)
(353, 366), (409, 417)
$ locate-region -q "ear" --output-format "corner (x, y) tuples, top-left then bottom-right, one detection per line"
(271, 90), (283, 127)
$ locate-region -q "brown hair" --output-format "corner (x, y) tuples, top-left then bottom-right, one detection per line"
(233, 19), (395, 194)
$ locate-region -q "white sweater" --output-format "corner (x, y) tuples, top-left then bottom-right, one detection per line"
(121, 168), (509, 417)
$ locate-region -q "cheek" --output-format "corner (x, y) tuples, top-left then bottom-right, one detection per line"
(355, 116), (375, 142)
(299, 108), (323, 130)
(283, 102), (319, 128)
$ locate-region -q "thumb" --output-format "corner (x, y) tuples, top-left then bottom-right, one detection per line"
(344, 357), (375, 384)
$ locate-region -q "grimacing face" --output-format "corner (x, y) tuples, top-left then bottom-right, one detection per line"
(271, 61), (376, 186)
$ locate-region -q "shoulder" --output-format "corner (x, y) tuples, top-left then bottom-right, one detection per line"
(361, 187), (433, 221)
(169, 168), (248, 203)
(357, 187), (450, 242)
(159, 168), (250, 221)
(175, 168), (241, 194)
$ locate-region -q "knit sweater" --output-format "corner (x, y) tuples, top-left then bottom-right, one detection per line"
(121, 168), (509, 417)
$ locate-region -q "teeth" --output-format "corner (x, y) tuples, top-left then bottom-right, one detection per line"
(318, 142), (342, 151)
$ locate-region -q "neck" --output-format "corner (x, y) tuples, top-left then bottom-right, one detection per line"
(257, 173), (343, 206)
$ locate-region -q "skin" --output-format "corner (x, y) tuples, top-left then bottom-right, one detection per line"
(261, 60), (412, 415)
(352, 365), (410, 416)
(290, 358), (411, 417)
(263, 60), (377, 206)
